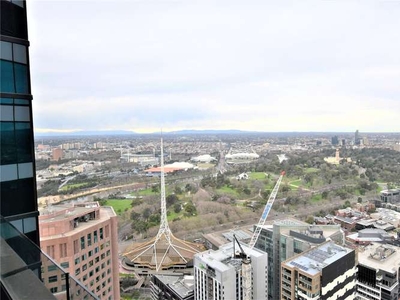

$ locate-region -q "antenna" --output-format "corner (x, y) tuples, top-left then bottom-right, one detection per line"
(125, 132), (201, 272)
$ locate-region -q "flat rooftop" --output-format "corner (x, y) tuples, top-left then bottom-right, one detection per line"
(39, 203), (116, 240)
(196, 243), (264, 273)
(283, 241), (351, 276)
(358, 243), (400, 274)
(153, 274), (194, 298)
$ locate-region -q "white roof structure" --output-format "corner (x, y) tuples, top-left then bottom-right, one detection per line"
(191, 154), (216, 163)
(226, 153), (259, 159)
(165, 162), (195, 169)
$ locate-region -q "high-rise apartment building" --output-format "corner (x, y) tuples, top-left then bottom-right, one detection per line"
(1, 3), (96, 299)
(281, 241), (356, 300)
(356, 243), (400, 300)
(1, 0), (39, 249)
(1, 1), (42, 298)
(254, 219), (344, 300)
(194, 242), (268, 300)
(39, 202), (120, 300)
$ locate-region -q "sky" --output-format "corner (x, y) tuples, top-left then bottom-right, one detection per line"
(27, 1), (400, 133)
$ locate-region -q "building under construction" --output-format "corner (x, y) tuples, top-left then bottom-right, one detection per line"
(193, 240), (268, 300)
(123, 139), (203, 272)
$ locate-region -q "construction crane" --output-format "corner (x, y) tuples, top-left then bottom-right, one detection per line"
(248, 171), (285, 249)
(236, 171), (285, 300)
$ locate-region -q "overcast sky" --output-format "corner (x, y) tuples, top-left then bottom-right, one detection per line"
(27, 1), (400, 133)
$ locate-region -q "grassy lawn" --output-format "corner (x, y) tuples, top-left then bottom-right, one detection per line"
(167, 209), (183, 221)
(104, 199), (131, 215)
(310, 194), (323, 203)
(249, 172), (267, 180)
(197, 163), (215, 169)
(217, 185), (240, 197)
(304, 167), (319, 174)
(60, 182), (89, 191)
(290, 179), (302, 187)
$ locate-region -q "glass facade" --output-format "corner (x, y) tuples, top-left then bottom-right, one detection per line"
(1, 1), (40, 298)
(1, 0), (38, 244)
(1, 216), (99, 300)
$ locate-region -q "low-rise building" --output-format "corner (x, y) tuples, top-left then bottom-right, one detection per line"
(380, 189), (400, 204)
(347, 229), (393, 245)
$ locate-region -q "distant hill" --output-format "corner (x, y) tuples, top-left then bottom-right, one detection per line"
(164, 129), (259, 135)
(35, 129), (395, 138)
(35, 130), (138, 137)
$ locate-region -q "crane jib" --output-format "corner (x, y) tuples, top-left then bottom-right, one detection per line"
(261, 204), (271, 219)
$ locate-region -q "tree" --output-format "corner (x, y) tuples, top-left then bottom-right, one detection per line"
(321, 191), (329, 199)
(131, 220), (148, 234)
(344, 200), (351, 208)
(174, 186), (183, 195)
(174, 203), (182, 213)
(305, 215), (314, 224)
(130, 211), (141, 220)
(262, 190), (271, 200)
(166, 194), (178, 206)
(184, 202), (196, 215)
(185, 183), (193, 193)
(142, 208), (152, 220)
(243, 187), (251, 195)
(151, 185), (159, 193)
(357, 197), (362, 203)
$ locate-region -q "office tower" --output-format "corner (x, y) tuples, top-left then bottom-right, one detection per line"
(1, 0), (39, 248)
(194, 242), (268, 300)
(254, 219), (344, 300)
(356, 243), (400, 300)
(331, 135), (339, 145)
(355, 130), (360, 145)
(281, 241), (356, 300)
(39, 202), (120, 300)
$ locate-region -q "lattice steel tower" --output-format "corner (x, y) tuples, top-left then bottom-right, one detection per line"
(123, 138), (202, 271)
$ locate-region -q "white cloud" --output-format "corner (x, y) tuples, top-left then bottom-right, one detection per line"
(28, 0), (400, 132)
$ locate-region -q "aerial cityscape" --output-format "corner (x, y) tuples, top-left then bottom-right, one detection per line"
(1, 1), (400, 300)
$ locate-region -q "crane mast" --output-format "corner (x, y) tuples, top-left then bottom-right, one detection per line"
(240, 171), (285, 300)
(248, 171), (285, 249)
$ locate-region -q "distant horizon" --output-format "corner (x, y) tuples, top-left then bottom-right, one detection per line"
(33, 128), (400, 137)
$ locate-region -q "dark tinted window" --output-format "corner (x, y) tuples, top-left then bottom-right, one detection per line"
(0, 122), (16, 164)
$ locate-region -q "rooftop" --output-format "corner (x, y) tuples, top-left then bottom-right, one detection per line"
(39, 202), (116, 240)
(196, 242), (264, 273)
(283, 241), (351, 276)
(358, 243), (400, 274)
(153, 274), (194, 298)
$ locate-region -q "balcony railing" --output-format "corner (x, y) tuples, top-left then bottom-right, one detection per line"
(1, 216), (99, 300)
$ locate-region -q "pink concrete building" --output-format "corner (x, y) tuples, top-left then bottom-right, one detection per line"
(52, 148), (63, 161)
(39, 202), (120, 300)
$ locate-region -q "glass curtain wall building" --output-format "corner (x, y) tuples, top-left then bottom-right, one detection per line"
(1, 0), (39, 245)
(1, 2), (99, 299)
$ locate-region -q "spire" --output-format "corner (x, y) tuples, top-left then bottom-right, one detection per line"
(156, 137), (171, 239)
(123, 136), (202, 272)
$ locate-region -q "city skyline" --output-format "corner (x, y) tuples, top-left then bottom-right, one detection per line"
(27, 1), (400, 133)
